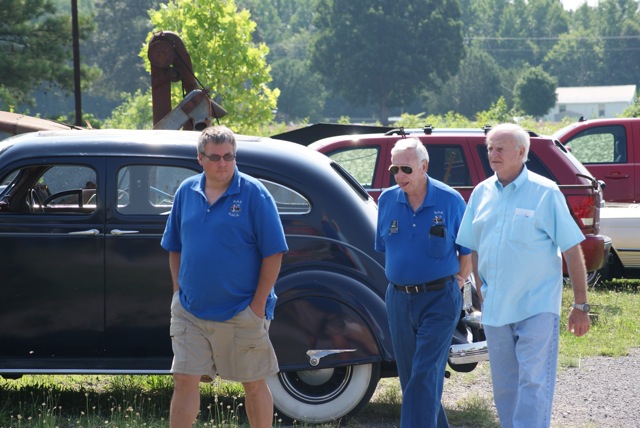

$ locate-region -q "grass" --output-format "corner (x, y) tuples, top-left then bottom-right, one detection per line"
(1, 280), (639, 427)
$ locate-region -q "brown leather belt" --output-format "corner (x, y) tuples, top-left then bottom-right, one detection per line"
(392, 275), (454, 294)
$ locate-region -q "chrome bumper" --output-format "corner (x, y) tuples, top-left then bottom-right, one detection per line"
(449, 341), (489, 365)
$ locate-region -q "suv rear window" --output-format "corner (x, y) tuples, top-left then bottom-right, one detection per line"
(476, 145), (555, 182)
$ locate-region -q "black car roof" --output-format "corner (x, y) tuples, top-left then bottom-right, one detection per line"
(0, 129), (329, 168)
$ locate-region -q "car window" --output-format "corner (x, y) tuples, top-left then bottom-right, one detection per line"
(259, 179), (311, 215)
(390, 145), (471, 187)
(0, 170), (19, 196)
(564, 125), (627, 164)
(424, 145), (471, 186)
(0, 165), (97, 214)
(326, 147), (379, 188)
(117, 165), (198, 215)
(476, 144), (556, 182)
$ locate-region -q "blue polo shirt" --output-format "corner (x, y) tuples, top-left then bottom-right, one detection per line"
(375, 175), (470, 284)
(456, 167), (584, 326)
(161, 167), (288, 321)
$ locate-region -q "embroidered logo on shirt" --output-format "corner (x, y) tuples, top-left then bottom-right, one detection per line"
(229, 200), (242, 217)
(432, 211), (444, 225)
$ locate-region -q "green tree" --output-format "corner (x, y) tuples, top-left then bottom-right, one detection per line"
(475, 96), (521, 125)
(523, 0), (569, 65)
(310, 0), (464, 125)
(103, 89), (153, 129)
(596, 0), (640, 86)
(428, 48), (503, 119)
(271, 58), (325, 122)
(108, 0), (278, 133)
(0, 0), (98, 108)
(543, 30), (604, 87)
(622, 94), (640, 118)
(85, 1), (159, 106)
(238, 0), (325, 121)
(148, 0), (278, 133)
(513, 66), (557, 118)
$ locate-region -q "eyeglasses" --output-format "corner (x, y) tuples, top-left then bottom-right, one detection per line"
(389, 165), (413, 175)
(201, 152), (236, 162)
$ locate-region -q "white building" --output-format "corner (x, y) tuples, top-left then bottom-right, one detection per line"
(544, 84), (637, 121)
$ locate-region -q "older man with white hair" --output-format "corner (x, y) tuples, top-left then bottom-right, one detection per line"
(376, 137), (471, 427)
(456, 123), (590, 428)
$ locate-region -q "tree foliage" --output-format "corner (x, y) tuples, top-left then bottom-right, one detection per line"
(122, 0), (278, 133)
(0, 0), (98, 108)
(237, 0), (324, 121)
(513, 66), (557, 118)
(86, 1), (159, 101)
(9, 0), (640, 124)
(310, 0), (464, 124)
(543, 30), (604, 87)
(428, 48), (503, 119)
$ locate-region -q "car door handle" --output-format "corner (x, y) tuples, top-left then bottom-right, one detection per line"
(110, 229), (140, 235)
(604, 172), (629, 179)
(68, 229), (100, 235)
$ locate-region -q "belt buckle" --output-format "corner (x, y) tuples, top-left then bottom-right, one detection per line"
(410, 285), (420, 293)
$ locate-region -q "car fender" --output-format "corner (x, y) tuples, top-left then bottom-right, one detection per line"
(271, 269), (393, 371)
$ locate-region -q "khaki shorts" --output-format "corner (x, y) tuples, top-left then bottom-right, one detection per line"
(169, 292), (279, 383)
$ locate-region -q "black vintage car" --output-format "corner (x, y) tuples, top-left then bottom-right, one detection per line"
(0, 129), (483, 423)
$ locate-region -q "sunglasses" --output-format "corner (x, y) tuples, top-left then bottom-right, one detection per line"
(201, 152), (236, 162)
(389, 165), (413, 175)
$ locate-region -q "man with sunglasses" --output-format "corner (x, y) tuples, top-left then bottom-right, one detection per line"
(375, 137), (471, 427)
(161, 125), (288, 428)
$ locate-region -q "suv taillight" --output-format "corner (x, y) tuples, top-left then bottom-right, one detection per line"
(566, 195), (596, 229)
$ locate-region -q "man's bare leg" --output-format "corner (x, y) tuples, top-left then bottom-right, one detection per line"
(242, 379), (273, 428)
(170, 373), (202, 427)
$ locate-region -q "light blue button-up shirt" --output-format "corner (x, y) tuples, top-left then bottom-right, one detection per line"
(456, 166), (584, 326)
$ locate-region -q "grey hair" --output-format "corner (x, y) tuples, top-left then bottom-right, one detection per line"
(486, 123), (530, 163)
(391, 137), (429, 163)
(197, 125), (237, 154)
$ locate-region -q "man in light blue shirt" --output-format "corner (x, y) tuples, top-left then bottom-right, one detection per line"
(456, 123), (590, 428)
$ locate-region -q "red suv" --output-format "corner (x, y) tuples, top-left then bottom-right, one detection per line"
(309, 126), (610, 275)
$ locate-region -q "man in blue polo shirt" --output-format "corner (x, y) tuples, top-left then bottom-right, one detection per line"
(376, 137), (471, 428)
(161, 126), (288, 428)
(456, 123), (590, 428)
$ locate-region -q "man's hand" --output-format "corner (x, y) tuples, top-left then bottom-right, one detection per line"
(249, 301), (266, 319)
(567, 307), (590, 337)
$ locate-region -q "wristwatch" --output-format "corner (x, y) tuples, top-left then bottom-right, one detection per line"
(572, 302), (591, 313)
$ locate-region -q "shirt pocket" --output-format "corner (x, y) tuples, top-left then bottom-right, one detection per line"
(427, 224), (452, 259)
(510, 214), (537, 244)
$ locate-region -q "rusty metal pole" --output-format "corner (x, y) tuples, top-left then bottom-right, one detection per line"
(71, 0), (82, 126)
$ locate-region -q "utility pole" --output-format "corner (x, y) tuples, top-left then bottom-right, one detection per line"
(71, 0), (82, 126)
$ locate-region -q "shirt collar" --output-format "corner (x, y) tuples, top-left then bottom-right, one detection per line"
(193, 166), (241, 196)
(396, 173), (435, 209)
(493, 165), (529, 191)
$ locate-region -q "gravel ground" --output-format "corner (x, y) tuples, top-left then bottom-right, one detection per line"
(441, 347), (640, 428)
(283, 349), (640, 427)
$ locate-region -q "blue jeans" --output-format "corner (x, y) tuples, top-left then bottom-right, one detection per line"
(386, 279), (461, 428)
(484, 312), (560, 428)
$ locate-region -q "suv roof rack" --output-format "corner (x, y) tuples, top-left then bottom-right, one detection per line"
(482, 124), (539, 138)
